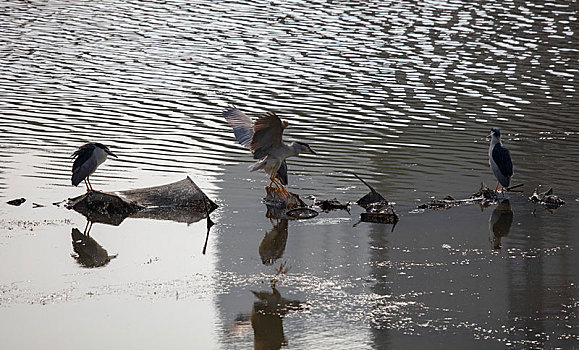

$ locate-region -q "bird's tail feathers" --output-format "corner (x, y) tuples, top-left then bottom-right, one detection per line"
(71, 171), (83, 186)
(249, 159), (267, 172)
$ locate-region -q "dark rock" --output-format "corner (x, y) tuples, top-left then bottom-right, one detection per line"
(264, 186), (305, 209)
(67, 177), (217, 225)
(7, 198), (26, 206)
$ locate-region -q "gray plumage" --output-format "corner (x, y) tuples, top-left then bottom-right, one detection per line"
(489, 128), (513, 188)
(222, 107), (315, 188)
(71, 142), (117, 190)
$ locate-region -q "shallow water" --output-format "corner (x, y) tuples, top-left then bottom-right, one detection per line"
(1, 0), (578, 348)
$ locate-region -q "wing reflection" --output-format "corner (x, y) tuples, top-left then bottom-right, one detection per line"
(489, 199), (513, 250)
(71, 222), (117, 268)
(251, 286), (302, 350)
(259, 219), (289, 265)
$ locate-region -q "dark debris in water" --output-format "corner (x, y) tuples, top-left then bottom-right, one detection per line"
(354, 173), (388, 208)
(313, 198), (350, 212)
(354, 173), (399, 226)
(469, 182), (498, 201)
(361, 203), (399, 225)
(418, 183), (499, 210)
(286, 207), (319, 219)
(529, 187), (565, 210)
(6, 198), (26, 206)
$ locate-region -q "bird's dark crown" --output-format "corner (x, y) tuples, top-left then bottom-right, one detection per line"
(94, 142), (109, 150)
(491, 128), (501, 137)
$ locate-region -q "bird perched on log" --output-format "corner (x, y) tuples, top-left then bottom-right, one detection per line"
(489, 128), (513, 193)
(222, 107), (316, 196)
(71, 142), (117, 192)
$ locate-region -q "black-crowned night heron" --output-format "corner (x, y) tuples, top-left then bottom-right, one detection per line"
(71, 142), (117, 192)
(489, 128), (513, 192)
(222, 107), (316, 196)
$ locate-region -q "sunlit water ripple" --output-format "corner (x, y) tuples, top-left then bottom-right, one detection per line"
(1, 0), (577, 201)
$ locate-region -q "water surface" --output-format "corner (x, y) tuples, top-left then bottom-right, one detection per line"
(1, 0), (578, 348)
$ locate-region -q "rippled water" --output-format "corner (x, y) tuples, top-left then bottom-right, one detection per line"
(1, 0), (578, 348)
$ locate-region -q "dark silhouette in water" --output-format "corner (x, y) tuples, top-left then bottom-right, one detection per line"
(250, 286), (302, 350)
(259, 219), (289, 265)
(489, 199), (513, 250)
(71, 223), (117, 268)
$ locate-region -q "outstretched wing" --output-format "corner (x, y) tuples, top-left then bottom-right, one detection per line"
(251, 112), (284, 159)
(492, 144), (513, 177)
(222, 107), (254, 148)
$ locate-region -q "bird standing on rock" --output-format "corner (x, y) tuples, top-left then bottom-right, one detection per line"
(489, 128), (513, 193)
(222, 107), (316, 197)
(71, 142), (117, 192)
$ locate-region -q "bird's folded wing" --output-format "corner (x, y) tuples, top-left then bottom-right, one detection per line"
(222, 107), (254, 148)
(492, 146), (513, 177)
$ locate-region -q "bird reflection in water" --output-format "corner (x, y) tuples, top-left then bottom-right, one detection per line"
(250, 285), (302, 350)
(228, 263), (305, 349)
(71, 221), (117, 268)
(489, 199), (513, 250)
(259, 219), (289, 265)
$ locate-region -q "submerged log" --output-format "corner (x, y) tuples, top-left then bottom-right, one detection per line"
(67, 177), (217, 225)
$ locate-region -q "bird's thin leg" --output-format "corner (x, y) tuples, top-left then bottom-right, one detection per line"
(83, 221), (93, 236)
(273, 178), (291, 198)
(495, 181), (499, 192)
(270, 177), (288, 198)
(87, 176), (94, 192)
(267, 175), (276, 189)
(84, 178), (91, 192)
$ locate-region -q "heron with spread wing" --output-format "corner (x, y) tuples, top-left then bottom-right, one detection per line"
(222, 107), (316, 196)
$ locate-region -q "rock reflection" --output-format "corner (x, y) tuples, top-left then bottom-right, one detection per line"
(259, 219), (289, 266)
(71, 222), (117, 268)
(489, 200), (513, 250)
(250, 286), (302, 350)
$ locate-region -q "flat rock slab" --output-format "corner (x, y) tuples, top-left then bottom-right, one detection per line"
(67, 177), (217, 225)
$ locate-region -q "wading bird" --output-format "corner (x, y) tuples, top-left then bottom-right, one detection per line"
(222, 107), (316, 197)
(489, 128), (513, 193)
(71, 142), (117, 192)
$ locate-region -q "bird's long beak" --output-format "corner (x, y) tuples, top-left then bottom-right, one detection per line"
(308, 147), (317, 155)
(107, 150), (118, 158)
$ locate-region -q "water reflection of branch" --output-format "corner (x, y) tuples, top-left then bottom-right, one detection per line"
(71, 222), (117, 268)
(489, 199), (513, 250)
(202, 214), (215, 255)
